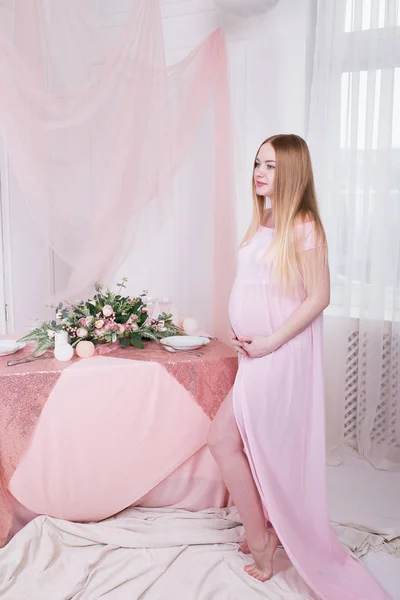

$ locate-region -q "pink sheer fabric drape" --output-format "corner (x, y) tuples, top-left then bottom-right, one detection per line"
(0, 0), (236, 338)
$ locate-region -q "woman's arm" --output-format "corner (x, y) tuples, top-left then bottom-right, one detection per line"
(241, 250), (330, 358)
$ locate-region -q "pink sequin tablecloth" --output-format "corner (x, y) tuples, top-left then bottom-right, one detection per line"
(0, 340), (237, 546)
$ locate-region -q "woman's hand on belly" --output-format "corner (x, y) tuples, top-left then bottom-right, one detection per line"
(240, 335), (277, 358)
(229, 327), (247, 356)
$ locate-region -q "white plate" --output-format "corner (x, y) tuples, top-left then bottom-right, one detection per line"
(160, 336), (210, 351)
(0, 340), (26, 357)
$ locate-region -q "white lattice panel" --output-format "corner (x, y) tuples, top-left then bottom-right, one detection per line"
(344, 327), (400, 451)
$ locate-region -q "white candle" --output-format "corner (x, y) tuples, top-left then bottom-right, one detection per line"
(55, 330), (69, 347)
(54, 343), (74, 362)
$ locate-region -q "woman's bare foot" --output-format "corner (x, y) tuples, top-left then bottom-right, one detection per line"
(244, 530), (280, 582)
(240, 530), (280, 555)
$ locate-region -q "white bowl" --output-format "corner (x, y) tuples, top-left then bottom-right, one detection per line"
(160, 336), (210, 351)
(0, 340), (26, 357)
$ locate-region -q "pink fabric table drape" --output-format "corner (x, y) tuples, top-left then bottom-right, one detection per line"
(0, 341), (237, 546)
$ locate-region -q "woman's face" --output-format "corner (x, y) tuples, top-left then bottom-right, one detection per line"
(254, 142), (276, 198)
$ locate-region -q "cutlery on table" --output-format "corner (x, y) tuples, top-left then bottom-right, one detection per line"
(6, 355), (51, 367)
(162, 346), (203, 358)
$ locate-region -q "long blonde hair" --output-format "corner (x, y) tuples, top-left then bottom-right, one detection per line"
(242, 134), (327, 289)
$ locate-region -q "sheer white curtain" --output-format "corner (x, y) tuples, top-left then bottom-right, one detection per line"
(0, 0), (237, 338)
(308, 0), (400, 469)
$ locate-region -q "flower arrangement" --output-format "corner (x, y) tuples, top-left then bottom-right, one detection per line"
(19, 278), (184, 356)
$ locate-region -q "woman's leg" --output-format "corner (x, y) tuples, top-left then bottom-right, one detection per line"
(207, 390), (279, 581)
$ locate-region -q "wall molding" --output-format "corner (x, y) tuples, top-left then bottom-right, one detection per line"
(0, 140), (15, 333)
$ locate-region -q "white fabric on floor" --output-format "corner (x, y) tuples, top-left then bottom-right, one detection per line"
(1, 457), (398, 599)
(0, 507), (317, 600)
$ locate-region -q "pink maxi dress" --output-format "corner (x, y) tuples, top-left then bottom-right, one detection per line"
(228, 222), (390, 600)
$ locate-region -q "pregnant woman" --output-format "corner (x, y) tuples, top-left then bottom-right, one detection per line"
(208, 134), (390, 600)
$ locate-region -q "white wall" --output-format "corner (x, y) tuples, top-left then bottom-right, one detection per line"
(0, 0), (314, 332)
(220, 0), (314, 239)
(115, 0), (314, 306)
(161, 0), (313, 239)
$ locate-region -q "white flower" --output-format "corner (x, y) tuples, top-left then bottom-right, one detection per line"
(47, 330), (55, 339)
(56, 312), (63, 320)
(130, 323), (139, 331)
(103, 305), (114, 317)
(95, 319), (105, 329)
(76, 327), (88, 338)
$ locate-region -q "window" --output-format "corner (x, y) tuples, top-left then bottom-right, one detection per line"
(326, 0), (400, 317)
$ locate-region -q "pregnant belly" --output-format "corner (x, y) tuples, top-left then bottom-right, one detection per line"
(229, 281), (301, 338)
(229, 282), (275, 338)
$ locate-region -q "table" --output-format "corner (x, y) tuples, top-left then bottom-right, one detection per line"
(0, 340), (237, 546)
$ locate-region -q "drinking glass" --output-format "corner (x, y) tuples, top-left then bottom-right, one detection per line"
(29, 317), (41, 332)
(143, 296), (157, 319)
(158, 297), (173, 316)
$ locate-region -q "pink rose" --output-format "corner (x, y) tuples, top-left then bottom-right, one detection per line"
(76, 327), (88, 338)
(131, 314), (138, 322)
(103, 305), (114, 317)
(79, 318), (86, 326)
(95, 328), (105, 337)
(118, 323), (126, 334)
(155, 320), (166, 332)
(95, 319), (104, 329)
(85, 316), (93, 326)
